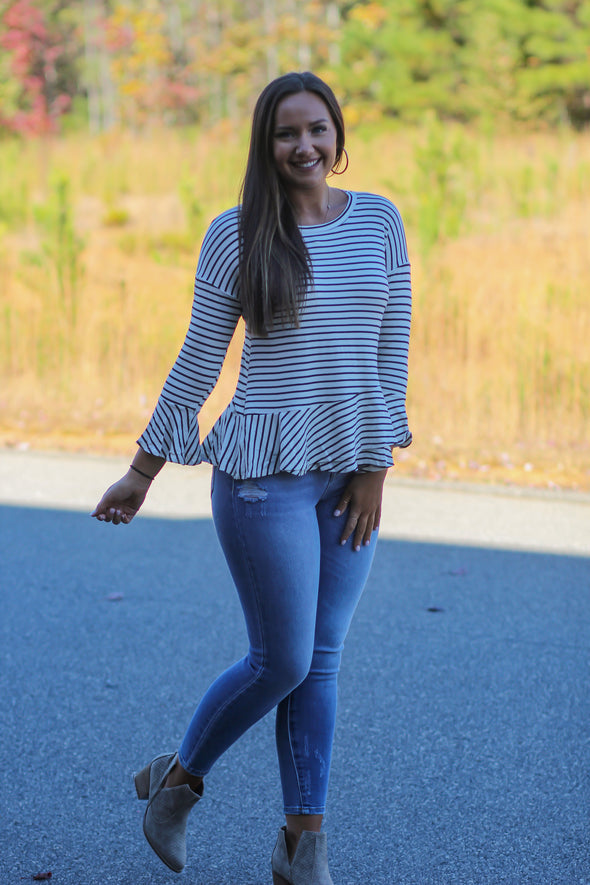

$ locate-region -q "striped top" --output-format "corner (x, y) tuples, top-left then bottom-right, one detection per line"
(138, 190), (412, 479)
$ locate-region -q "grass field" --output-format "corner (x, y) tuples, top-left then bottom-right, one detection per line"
(1, 121), (589, 490)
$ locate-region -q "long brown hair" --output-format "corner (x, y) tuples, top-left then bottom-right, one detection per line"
(239, 72), (346, 337)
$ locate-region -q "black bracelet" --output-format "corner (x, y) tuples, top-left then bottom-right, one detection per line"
(129, 464), (155, 481)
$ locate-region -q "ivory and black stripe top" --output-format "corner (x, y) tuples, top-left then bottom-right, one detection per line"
(138, 191), (412, 478)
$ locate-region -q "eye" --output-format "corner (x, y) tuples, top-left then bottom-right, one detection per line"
(274, 130), (293, 139)
(312, 125), (327, 134)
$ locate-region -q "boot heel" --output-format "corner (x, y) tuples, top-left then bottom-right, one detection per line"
(272, 873), (290, 885)
(134, 764), (151, 799)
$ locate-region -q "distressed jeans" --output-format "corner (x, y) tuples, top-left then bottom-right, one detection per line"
(178, 468), (378, 814)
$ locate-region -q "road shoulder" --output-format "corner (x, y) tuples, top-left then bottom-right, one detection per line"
(1, 448), (589, 555)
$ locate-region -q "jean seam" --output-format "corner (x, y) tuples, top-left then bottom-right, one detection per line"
(184, 665), (266, 775)
(286, 691), (306, 811)
(178, 750), (206, 779)
(184, 475), (267, 772)
(231, 473), (267, 676)
(321, 472), (334, 498)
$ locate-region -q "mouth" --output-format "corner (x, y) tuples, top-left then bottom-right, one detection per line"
(291, 157), (322, 170)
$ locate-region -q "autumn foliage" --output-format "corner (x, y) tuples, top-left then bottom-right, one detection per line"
(0, 0), (74, 134)
(0, 0), (589, 136)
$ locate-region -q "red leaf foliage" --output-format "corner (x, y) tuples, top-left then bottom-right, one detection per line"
(0, 0), (72, 135)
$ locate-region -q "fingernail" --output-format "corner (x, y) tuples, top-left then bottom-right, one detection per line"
(364, 540), (370, 546)
(340, 539), (346, 546)
(354, 545), (360, 552)
(333, 509), (341, 517)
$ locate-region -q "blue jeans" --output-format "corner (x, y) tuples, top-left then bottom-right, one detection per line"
(178, 468), (378, 814)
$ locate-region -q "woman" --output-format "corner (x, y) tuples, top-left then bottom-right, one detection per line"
(92, 71), (412, 885)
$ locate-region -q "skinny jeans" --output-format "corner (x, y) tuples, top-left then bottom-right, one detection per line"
(178, 468), (378, 814)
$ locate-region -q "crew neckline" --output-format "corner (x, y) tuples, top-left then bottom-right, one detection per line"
(298, 191), (354, 230)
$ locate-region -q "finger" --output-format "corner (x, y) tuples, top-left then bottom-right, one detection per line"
(333, 491), (351, 518)
(362, 515), (375, 547)
(339, 509), (360, 545)
(91, 500), (107, 518)
(353, 515), (369, 552)
(109, 508), (123, 525)
(374, 504), (381, 530)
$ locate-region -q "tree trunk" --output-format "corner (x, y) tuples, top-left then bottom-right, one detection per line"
(82, 0), (101, 132)
(206, 2), (223, 122)
(264, 0), (279, 81)
(294, 0), (310, 70)
(326, 1), (341, 68)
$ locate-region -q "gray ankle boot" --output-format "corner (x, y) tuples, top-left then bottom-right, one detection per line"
(271, 826), (335, 885)
(134, 752), (202, 873)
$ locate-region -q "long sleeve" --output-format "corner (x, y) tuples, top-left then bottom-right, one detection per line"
(140, 193), (412, 478)
(378, 205), (412, 448)
(138, 210), (242, 464)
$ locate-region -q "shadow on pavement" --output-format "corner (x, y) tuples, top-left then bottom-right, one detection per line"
(1, 504), (588, 885)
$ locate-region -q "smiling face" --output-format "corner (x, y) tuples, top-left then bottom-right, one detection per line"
(272, 91), (338, 196)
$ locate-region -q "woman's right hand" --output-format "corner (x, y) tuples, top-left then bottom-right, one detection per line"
(91, 470), (152, 525)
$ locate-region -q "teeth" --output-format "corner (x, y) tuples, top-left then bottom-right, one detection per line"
(295, 159), (319, 168)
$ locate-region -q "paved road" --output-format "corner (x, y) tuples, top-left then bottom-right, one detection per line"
(1, 451), (589, 884)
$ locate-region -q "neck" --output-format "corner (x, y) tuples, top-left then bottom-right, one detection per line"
(286, 185), (331, 226)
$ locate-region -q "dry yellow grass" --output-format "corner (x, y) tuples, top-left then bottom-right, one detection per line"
(1, 125), (589, 490)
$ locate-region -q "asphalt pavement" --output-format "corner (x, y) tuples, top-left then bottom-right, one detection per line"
(0, 450), (589, 884)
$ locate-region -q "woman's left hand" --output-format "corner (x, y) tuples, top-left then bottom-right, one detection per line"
(333, 468), (388, 551)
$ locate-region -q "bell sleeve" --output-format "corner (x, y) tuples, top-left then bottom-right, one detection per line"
(137, 211), (242, 464)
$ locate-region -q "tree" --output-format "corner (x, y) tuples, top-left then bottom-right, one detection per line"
(1, 0), (589, 133)
(337, 0), (590, 126)
(0, 0), (78, 135)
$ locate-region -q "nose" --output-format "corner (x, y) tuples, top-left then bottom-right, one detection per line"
(295, 133), (314, 154)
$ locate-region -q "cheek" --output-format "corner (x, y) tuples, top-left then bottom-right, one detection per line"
(275, 148), (297, 180)
(272, 142), (288, 168)
(323, 135), (338, 163)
